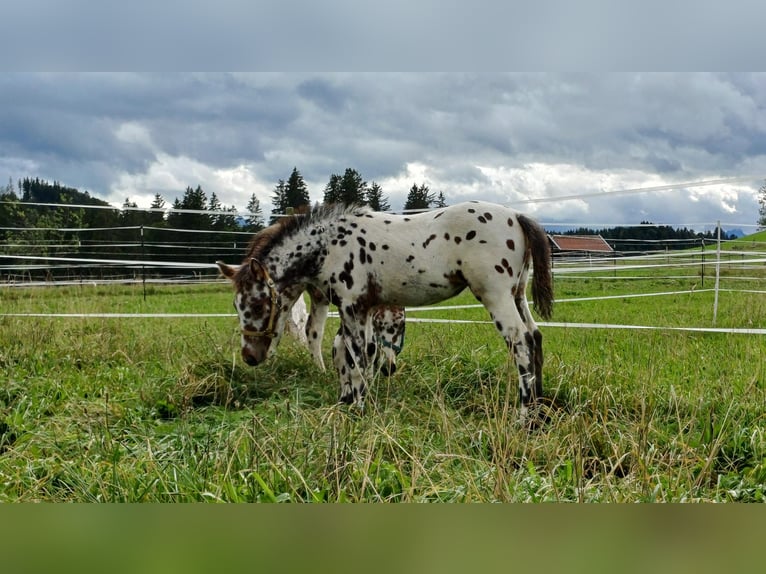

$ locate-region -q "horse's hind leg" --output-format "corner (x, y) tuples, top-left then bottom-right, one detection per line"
(516, 294), (543, 399)
(479, 291), (538, 407)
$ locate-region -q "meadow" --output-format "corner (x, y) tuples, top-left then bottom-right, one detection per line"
(1, 242), (765, 502)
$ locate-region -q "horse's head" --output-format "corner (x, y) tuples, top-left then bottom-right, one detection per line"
(217, 258), (292, 366)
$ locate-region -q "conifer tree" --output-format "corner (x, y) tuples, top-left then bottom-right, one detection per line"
(323, 173), (343, 205)
(270, 179), (287, 224)
(403, 183), (434, 211)
(285, 167), (310, 209)
(323, 168), (368, 206)
(245, 193), (265, 232)
(366, 181), (390, 211)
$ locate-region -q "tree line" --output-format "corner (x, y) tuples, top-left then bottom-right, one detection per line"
(1, 170), (445, 238)
(0, 171), (443, 280)
(559, 221), (736, 251)
(271, 166), (445, 219)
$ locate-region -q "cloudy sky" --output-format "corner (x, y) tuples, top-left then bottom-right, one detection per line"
(2, 73), (765, 231)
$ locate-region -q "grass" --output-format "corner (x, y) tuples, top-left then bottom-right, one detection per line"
(1, 256), (765, 502)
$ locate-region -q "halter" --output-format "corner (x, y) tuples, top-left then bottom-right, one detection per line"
(241, 258), (279, 339)
(377, 332), (404, 354)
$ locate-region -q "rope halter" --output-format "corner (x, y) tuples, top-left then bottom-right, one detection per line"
(241, 258), (279, 339)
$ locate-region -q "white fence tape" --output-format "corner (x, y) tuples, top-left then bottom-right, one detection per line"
(1, 312), (763, 335)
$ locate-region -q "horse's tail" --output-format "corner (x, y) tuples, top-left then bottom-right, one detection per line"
(517, 214), (554, 320)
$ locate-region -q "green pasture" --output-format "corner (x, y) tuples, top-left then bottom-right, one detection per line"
(1, 253), (765, 502)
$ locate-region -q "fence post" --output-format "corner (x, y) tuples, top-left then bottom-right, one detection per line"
(141, 225), (146, 302)
(700, 237), (705, 288)
(713, 221), (721, 325)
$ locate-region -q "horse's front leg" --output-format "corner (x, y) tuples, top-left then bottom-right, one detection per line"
(305, 293), (330, 371)
(332, 315), (376, 408)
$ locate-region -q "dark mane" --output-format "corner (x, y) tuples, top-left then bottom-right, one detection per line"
(240, 202), (368, 264)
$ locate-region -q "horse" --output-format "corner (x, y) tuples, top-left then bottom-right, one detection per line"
(286, 289), (405, 376)
(236, 222), (407, 374)
(217, 200), (553, 409)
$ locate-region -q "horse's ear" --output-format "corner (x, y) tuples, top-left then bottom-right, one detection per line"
(216, 261), (238, 281)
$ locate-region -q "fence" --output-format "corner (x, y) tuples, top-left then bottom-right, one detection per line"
(1, 208), (765, 335)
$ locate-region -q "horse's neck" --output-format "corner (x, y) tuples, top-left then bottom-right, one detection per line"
(269, 222), (327, 288)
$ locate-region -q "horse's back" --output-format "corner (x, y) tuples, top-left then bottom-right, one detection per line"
(320, 201), (536, 307)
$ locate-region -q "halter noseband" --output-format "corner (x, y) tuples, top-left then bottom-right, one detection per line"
(241, 258), (279, 339)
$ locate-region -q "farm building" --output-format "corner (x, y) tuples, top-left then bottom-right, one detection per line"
(548, 234), (614, 256)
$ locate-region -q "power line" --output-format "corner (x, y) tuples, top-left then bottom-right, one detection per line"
(507, 176), (760, 206)
(1, 175), (760, 215)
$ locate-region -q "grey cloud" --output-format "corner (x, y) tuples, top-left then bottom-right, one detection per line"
(1, 73), (765, 227)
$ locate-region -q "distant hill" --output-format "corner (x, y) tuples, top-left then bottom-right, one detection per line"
(0, 177), (121, 232)
(19, 177), (112, 208)
(731, 229), (766, 244)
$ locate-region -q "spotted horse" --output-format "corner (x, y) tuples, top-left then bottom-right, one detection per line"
(227, 222), (406, 375)
(289, 288), (406, 376)
(217, 200), (553, 410)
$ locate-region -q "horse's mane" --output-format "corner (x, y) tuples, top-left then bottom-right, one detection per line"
(243, 202), (368, 262)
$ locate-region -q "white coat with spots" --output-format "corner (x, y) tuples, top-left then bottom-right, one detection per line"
(217, 201), (553, 409)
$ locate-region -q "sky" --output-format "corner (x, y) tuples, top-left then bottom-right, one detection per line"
(2, 72), (766, 232)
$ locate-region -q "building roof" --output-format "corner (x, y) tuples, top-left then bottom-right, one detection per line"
(549, 234), (613, 253)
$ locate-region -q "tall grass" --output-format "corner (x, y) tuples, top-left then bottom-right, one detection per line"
(1, 266), (765, 501)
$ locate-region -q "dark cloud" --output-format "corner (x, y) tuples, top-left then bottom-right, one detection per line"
(0, 73), (764, 227)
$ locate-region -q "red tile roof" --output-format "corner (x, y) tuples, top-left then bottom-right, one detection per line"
(549, 234), (613, 252)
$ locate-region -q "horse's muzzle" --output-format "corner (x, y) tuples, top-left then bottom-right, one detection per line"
(241, 346), (268, 366)
(379, 361), (397, 377)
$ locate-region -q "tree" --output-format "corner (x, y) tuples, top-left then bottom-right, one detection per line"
(208, 192), (223, 229)
(119, 198), (140, 227)
(340, 168), (367, 205)
(323, 168), (368, 206)
(323, 173), (343, 205)
(167, 185), (209, 230)
(271, 168), (311, 223)
(245, 193), (265, 232)
(403, 183), (434, 212)
(759, 179), (766, 228)
(434, 191), (448, 208)
(148, 194), (167, 227)
(208, 192), (239, 232)
(366, 181), (390, 211)
(270, 179), (288, 224)
(285, 167), (310, 210)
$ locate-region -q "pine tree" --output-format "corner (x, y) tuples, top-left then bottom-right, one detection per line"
(323, 173), (343, 205)
(434, 191), (448, 208)
(148, 194), (166, 227)
(208, 192), (239, 232)
(366, 181), (390, 211)
(245, 193), (265, 232)
(403, 183), (434, 212)
(758, 179), (766, 228)
(208, 192), (222, 229)
(285, 167), (310, 209)
(323, 168), (368, 206)
(339, 168), (367, 205)
(168, 185), (209, 230)
(119, 198), (140, 226)
(270, 179), (287, 224)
